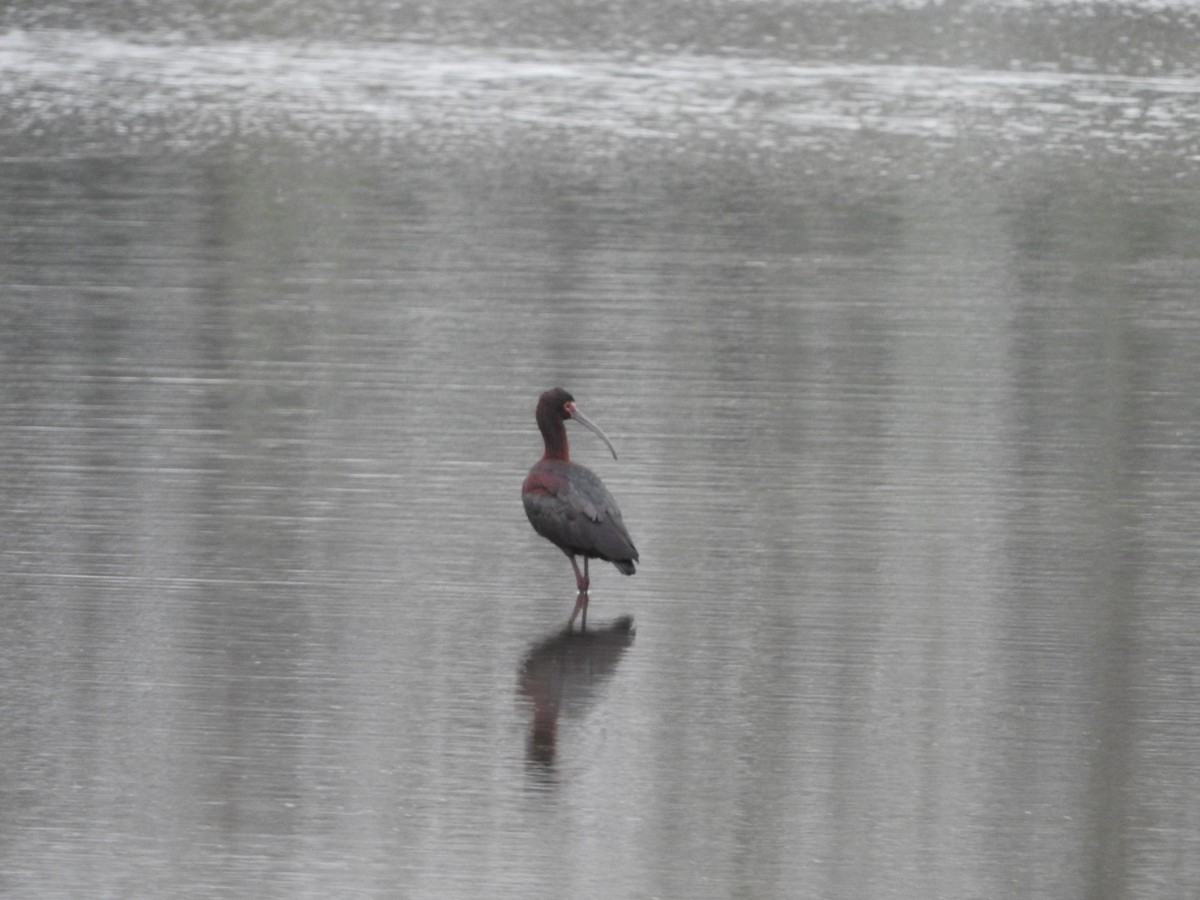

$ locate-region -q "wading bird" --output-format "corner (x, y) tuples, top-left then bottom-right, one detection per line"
(522, 388), (638, 630)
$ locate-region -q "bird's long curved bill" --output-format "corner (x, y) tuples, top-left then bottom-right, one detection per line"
(568, 405), (618, 460)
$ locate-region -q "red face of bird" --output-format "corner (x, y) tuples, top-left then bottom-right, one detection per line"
(563, 400), (618, 460)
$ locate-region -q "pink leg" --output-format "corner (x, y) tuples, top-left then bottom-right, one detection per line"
(580, 558), (590, 630)
(565, 553), (590, 630)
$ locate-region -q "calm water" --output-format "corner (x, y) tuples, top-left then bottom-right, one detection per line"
(2, 4), (1200, 898)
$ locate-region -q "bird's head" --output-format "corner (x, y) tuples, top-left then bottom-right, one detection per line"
(537, 387), (618, 460)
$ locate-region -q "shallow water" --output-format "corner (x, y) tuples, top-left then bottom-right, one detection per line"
(2, 6), (1200, 898)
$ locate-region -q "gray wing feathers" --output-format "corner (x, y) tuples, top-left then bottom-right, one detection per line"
(524, 468), (638, 567)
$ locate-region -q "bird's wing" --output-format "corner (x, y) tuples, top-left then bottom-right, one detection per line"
(523, 465), (637, 563)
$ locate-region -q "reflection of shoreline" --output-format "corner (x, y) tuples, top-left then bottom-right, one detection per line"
(518, 616), (636, 772)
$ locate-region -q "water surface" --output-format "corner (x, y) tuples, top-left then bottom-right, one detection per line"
(2, 5), (1200, 898)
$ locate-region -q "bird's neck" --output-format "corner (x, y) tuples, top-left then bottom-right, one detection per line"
(540, 419), (570, 462)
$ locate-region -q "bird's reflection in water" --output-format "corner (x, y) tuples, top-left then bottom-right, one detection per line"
(518, 615), (636, 775)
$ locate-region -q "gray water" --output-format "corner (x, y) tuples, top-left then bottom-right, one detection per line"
(2, 6), (1200, 898)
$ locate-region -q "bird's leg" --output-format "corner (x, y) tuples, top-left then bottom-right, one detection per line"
(565, 552), (589, 594)
(581, 558), (590, 630)
(566, 553), (590, 630)
(568, 593), (587, 631)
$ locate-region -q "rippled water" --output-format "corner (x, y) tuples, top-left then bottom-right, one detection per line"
(2, 5), (1200, 898)
(4, 28), (1200, 169)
